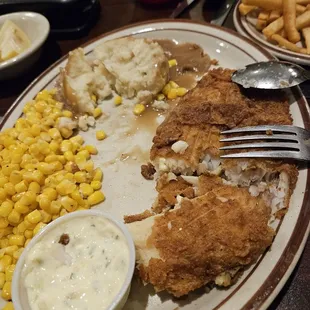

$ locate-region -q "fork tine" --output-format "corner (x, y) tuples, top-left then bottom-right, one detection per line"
(220, 142), (299, 150)
(220, 150), (301, 160)
(220, 134), (299, 143)
(221, 125), (299, 135)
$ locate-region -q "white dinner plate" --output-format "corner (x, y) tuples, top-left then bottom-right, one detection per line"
(233, 0), (310, 65)
(1, 19), (310, 310)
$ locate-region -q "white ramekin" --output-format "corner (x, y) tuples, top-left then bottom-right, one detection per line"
(12, 210), (136, 310)
(0, 12), (50, 80)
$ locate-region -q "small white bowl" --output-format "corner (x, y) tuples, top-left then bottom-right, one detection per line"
(12, 210), (136, 310)
(0, 12), (50, 80)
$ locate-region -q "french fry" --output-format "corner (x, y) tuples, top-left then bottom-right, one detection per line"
(296, 10), (310, 29)
(283, 0), (300, 43)
(296, 4), (307, 14)
(239, 3), (257, 15)
(242, 0), (282, 10)
(271, 34), (303, 53)
(297, 0), (310, 4)
(258, 10), (270, 20)
(263, 16), (284, 38)
(256, 19), (267, 31)
(269, 10), (281, 23)
(302, 27), (310, 53)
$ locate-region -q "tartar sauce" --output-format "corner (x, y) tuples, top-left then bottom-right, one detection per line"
(22, 216), (129, 310)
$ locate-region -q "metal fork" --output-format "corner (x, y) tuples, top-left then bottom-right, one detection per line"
(220, 125), (310, 161)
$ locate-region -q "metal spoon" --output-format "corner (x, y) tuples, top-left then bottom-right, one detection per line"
(232, 61), (310, 89)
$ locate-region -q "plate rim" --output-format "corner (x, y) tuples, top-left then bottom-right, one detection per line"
(233, 1), (310, 64)
(1, 19), (310, 310)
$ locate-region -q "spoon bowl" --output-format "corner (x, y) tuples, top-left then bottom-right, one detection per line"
(232, 61), (310, 89)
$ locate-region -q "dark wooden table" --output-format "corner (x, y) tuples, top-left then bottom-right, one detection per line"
(0, 0), (309, 309)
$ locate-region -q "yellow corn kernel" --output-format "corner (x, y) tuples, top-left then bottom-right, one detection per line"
(74, 171), (88, 183)
(12, 227), (17, 235)
(70, 135), (84, 145)
(11, 153), (23, 164)
(169, 80), (179, 88)
(7, 210), (20, 224)
(60, 127), (73, 139)
(14, 180), (28, 193)
(96, 130), (106, 141)
(23, 219), (36, 230)
(49, 140), (60, 153)
(4, 183), (16, 196)
(56, 179), (76, 196)
(60, 196), (77, 212)
(8, 235), (24, 247)
(4, 246), (18, 256)
(80, 183), (94, 197)
(17, 222), (27, 234)
(5, 264), (15, 282)
(77, 150), (90, 161)
(2, 302), (14, 310)
(156, 93), (165, 100)
(33, 222), (47, 236)
(0, 240), (9, 249)
(37, 195), (51, 213)
(133, 104), (145, 116)
(37, 162), (55, 175)
(64, 151), (74, 162)
(168, 59), (177, 67)
(0, 176), (9, 188)
(14, 202), (29, 214)
(49, 201), (62, 214)
(0, 256), (12, 272)
(0, 272), (5, 289)
(42, 188), (58, 201)
(84, 160), (94, 173)
(84, 145), (98, 155)
(28, 182), (40, 194)
(1, 281), (11, 300)
(88, 191), (105, 206)
(27, 210), (42, 224)
(0, 188), (6, 201)
(48, 128), (61, 141)
(176, 87), (187, 97)
(60, 209), (68, 217)
(0, 218), (9, 229)
(91, 94), (97, 102)
(52, 215), (59, 221)
(114, 95), (122, 106)
(90, 181), (102, 190)
(70, 190), (84, 204)
(30, 123), (41, 136)
(162, 82), (171, 95)
(0, 201), (14, 217)
(62, 110), (73, 118)
(39, 210), (52, 223)
(93, 107), (102, 118)
(40, 132), (51, 142)
(9, 171), (22, 185)
(23, 170), (44, 185)
(167, 88), (178, 99)
(50, 161), (63, 171)
(92, 168), (103, 182)
(60, 140), (72, 153)
(20, 191), (36, 206)
(24, 229), (32, 240)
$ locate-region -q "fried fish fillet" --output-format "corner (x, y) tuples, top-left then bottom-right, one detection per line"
(150, 68), (292, 175)
(126, 175), (274, 297)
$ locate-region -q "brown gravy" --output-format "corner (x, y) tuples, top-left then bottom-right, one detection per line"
(156, 39), (211, 89)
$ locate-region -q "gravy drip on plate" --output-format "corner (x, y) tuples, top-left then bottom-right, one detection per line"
(156, 40), (211, 89)
(22, 216), (129, 310)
